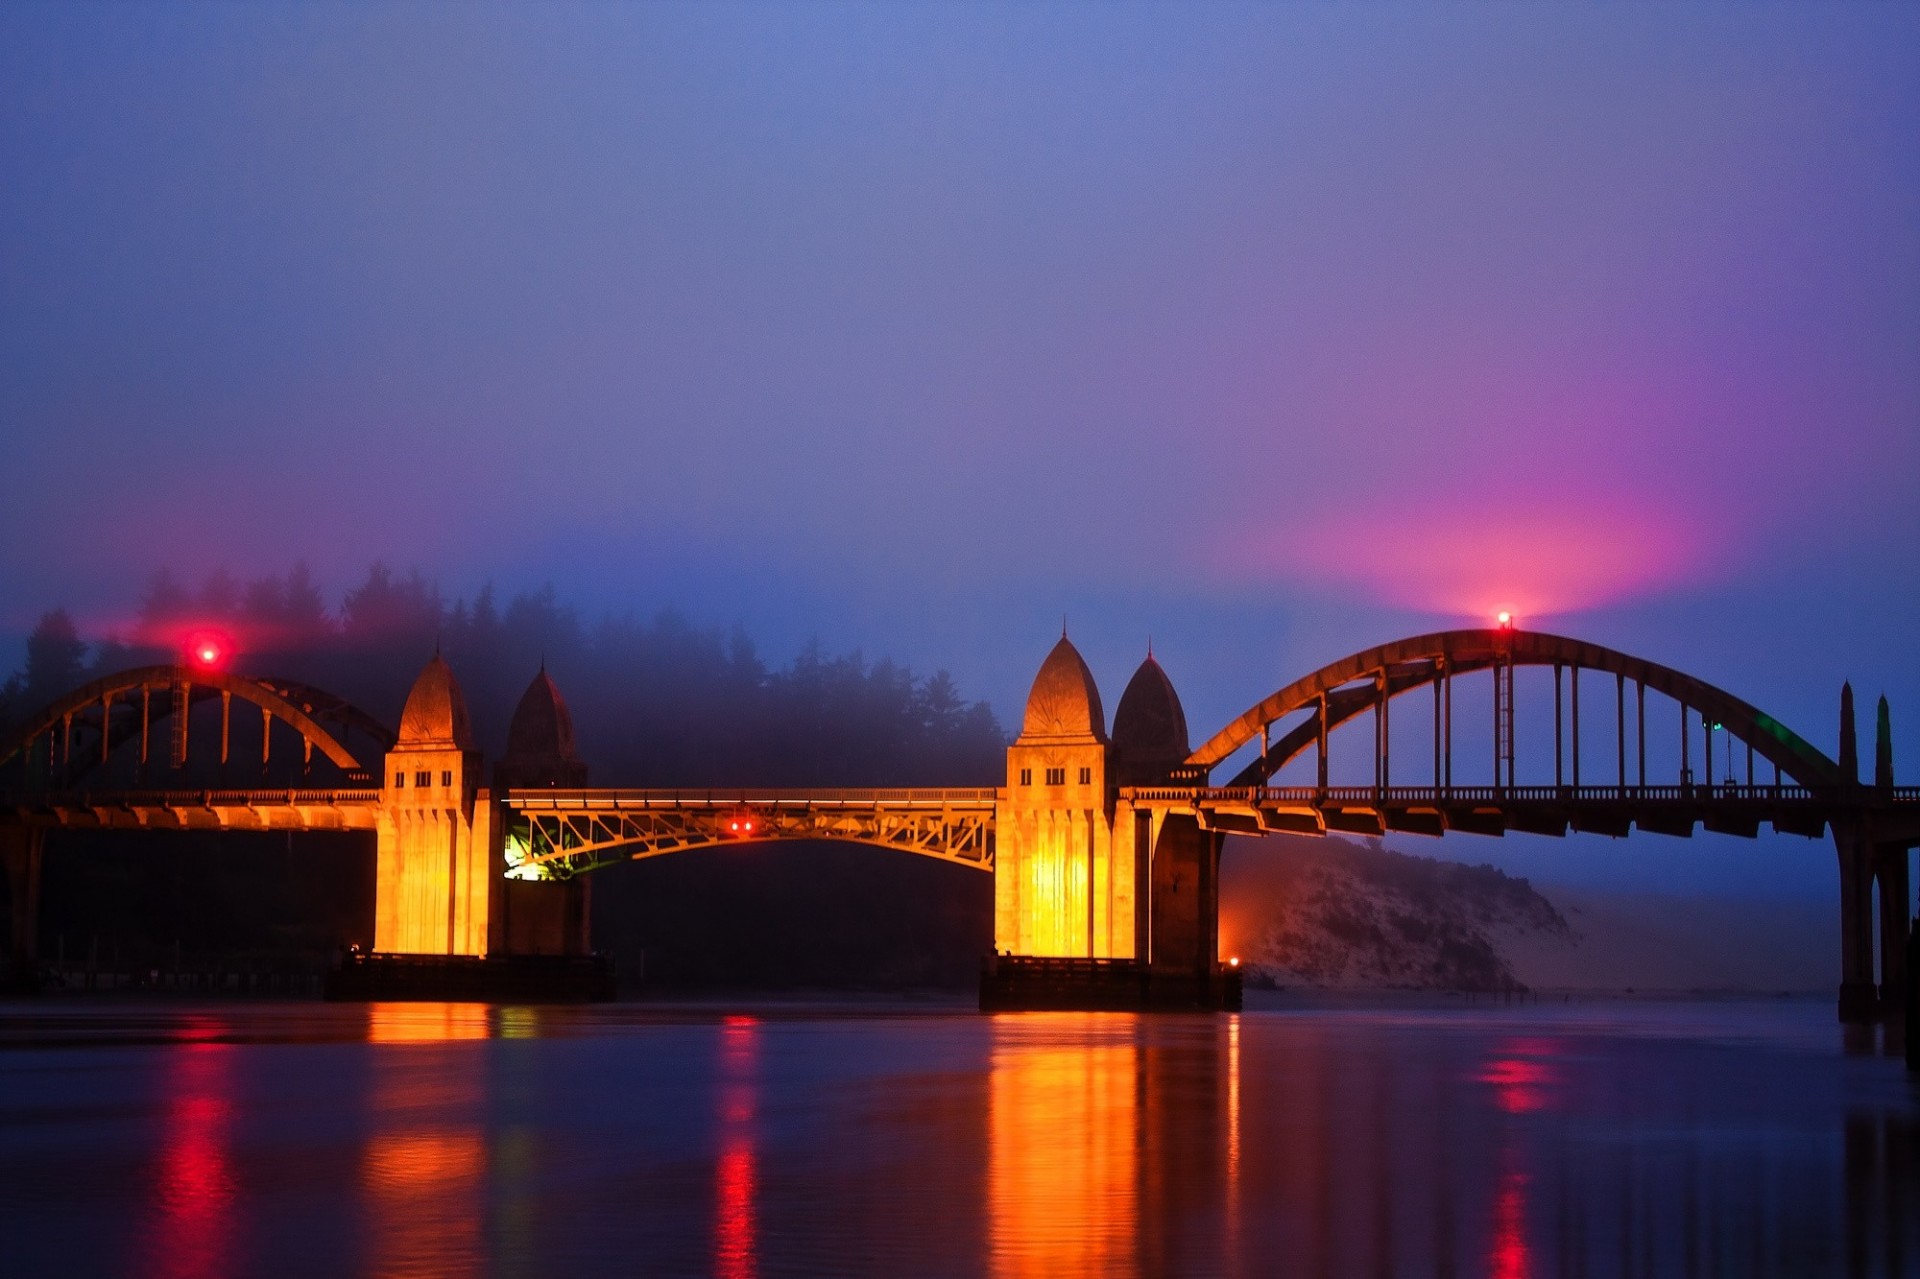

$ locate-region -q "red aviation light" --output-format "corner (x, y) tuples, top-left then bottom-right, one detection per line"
(724, 811), (758, 837)
(1496, 611), (1513, 630)
(185, 631), (231, 670)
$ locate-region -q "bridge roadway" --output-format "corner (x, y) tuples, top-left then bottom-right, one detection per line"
(499, 782), (1920, 875)
(2, 789), (382, 831)
(8, 782), (1916, 857)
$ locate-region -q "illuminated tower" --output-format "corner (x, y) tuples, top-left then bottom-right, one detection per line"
(493, 667), (593, 956)
(373, 655), (493, 955)
(995, 635), (1124, 957)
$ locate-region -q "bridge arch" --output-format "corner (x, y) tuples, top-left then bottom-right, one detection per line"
(1187, 628), (1839, 790)
(0, 665), (392, 784)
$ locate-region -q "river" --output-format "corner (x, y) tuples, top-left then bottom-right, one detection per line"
(1, 995), (1914, 1277)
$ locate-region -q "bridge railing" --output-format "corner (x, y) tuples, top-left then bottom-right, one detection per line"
(504, 787), (1001, 810)
(1125, 784), (1920, 805)
(3, 788), (385, 808)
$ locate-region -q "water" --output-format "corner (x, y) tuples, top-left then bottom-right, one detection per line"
(0, 996), (1915, 1277)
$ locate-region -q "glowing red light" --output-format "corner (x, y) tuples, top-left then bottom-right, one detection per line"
(743, 821), (753, 833)
(1496, 611), (1513, 629)
(184, 631), (231, 670)
(729, 821), (740, 832)
(1227, 956), (1240, 968)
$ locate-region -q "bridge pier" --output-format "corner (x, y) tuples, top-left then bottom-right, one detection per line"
(0, 824), (43, 985)
(1836, 828), (1879, 1022)
(1876, 846), (1910, 1017)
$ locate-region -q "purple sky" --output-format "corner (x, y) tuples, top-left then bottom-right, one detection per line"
(3, 3), (1916, 898)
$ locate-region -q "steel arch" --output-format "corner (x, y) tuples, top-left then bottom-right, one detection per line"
(1187, 629), (1839, 789)
(0, 665), (381, 776)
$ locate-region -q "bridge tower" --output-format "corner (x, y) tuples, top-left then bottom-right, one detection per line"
(492, 668), (592, 957)
(995, 636), (1124, 958)
(991, 638), (1234, 1008)
(373, 655), (495, 955)
(1110, 651), (1220, 985)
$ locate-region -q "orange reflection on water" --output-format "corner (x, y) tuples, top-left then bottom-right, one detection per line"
(150, 1037), (236, 1279)
(362, 1131), (485, 1279)
(363, 1016), (489, 1279)
(367, 1002), (491, 1043)
(714, 1016), (759, 1279)
(989, 1018), (1140, 1279)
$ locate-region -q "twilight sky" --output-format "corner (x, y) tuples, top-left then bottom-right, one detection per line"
(3, 3), (1916, 898)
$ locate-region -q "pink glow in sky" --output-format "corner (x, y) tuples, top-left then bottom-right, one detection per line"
(1249, 497), (1719, 623)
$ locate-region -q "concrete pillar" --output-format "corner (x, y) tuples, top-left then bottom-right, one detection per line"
(0, 825), (44, 971)
(500, 877), (592, 956)
(1836, 827), (1878, 1022)
(1148, 814), (1210, 977)
(1875, 846), (1910, 1016)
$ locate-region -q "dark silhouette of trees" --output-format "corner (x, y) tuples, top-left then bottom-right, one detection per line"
(1, 563), (1008, 786)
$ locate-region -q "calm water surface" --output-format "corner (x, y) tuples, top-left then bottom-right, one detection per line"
(0, 995), (1915, 1277)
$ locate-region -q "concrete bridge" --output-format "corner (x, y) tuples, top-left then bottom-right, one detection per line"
(1, 627), (1915, 1016)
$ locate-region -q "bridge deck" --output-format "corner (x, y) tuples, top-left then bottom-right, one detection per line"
(2, 789), (384, 831)
(504, 787), (1002, 812)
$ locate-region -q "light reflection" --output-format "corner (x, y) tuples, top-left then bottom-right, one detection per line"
(1480, 1038), (1557, 1279)
(367, 1002), (491, 1043)
(149, 1036), (236, 1279)
(989, 1017), (1140, 1279)
(1479, 1039), (1561, 1116)
(363, 1020), (488, 1279)
(714, 1016), (759, 1279)
(363, 1132), (485, 1279)
(1225, 1014), (1242, 1264)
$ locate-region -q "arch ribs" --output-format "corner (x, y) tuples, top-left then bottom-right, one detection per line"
(1188, 629), (1840, 790)
(0, 666), (387, 781)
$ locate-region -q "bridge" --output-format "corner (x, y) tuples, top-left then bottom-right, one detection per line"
(1, 627), (1914, 1017)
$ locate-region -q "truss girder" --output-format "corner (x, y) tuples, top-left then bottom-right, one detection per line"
(506, 789), (999, 875)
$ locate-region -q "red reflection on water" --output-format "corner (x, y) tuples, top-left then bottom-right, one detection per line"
(714, 1018), (759, 1279)
(151, 1038), (236, 1279)
(1478, 1039), (1561, 1115)
(1490, 1164), (1532, 1279)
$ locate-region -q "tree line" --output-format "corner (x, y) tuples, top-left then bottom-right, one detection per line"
(0, 563), (1008, 787)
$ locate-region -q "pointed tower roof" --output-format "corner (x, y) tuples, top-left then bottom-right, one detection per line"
(506, 669), (581, 768)
(1112, 653), (1190, 762)
(1020, 635), (1106, 741)
(397, 653), (473, 750)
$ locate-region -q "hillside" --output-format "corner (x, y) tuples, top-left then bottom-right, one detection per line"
(1220, 834), (1570, 992)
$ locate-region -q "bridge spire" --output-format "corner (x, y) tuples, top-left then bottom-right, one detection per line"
(1876, 694), (1894, 789)
(1840, 682), (1859, 784)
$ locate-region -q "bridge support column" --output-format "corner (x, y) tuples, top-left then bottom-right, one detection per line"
(1836, 827), (1878, 1023)
(1878, 845), (1911, 1017)
(498, 877), (592, 957)
(0, 825), (43, 980)
(1148, 814), (1211, 980)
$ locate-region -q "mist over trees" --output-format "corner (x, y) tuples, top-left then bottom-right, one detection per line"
(0, 562), (1008, 787)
